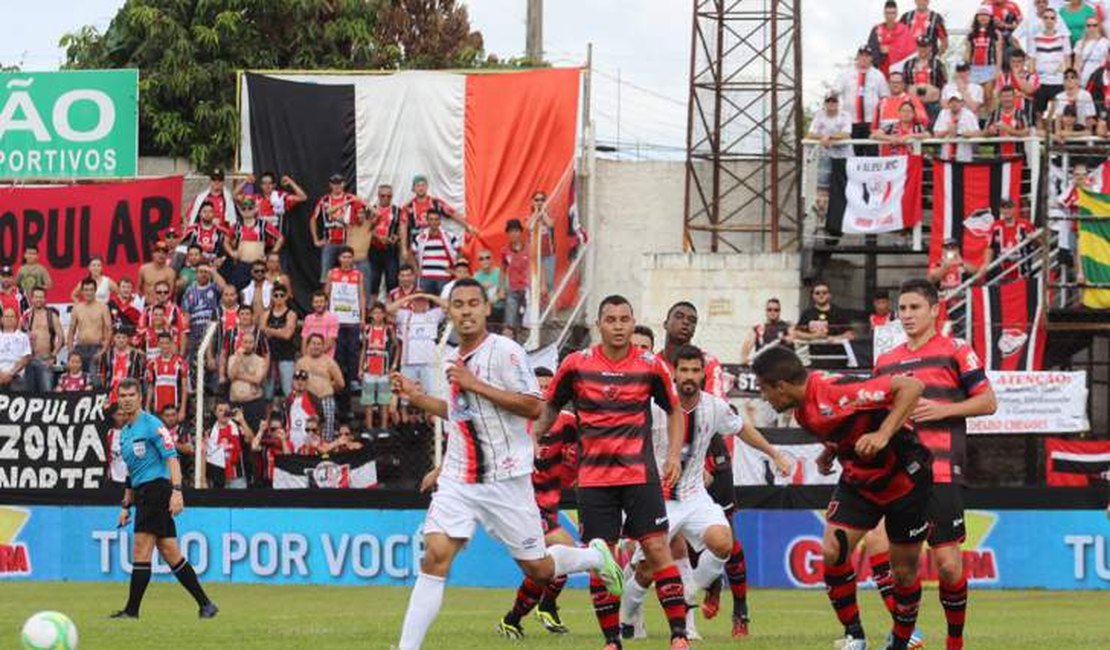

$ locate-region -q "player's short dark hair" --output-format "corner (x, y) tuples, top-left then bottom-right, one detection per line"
(751, 346), (807, 386)
(666, 301), (698, 319)
(448, 277), (487, 302)
(597, 294), (633, 319)
(118, 378), (142, 393)
(674, 344), (705, 366)
(534, 367), (554, 379)
(899, 278), (939, 305)
(633, 325), (655, 346)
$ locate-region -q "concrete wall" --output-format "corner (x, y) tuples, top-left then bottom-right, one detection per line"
(639, 252), (802, 363)
(588, 159), (803, 362)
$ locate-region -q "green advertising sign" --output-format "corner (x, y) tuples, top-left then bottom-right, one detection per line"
(0, 69), (138, 179)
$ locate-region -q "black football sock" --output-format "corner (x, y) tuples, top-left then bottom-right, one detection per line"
(124, 561), (152, 615)
(171, 558), (211, 606)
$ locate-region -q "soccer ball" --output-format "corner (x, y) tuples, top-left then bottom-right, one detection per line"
(20, 611), (78, 650)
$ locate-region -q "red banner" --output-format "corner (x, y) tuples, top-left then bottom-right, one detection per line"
(1045, 438), (1110, 487)
(0, 177), (183, 303)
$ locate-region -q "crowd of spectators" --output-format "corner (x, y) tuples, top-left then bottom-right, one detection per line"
(0, 169), (571, 490)
(809, 0), (1110, 168)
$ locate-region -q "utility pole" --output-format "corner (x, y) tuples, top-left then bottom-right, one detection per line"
(526, 0), (544, 63)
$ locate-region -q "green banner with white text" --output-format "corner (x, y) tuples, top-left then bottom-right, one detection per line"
(0, 69), (138, 179)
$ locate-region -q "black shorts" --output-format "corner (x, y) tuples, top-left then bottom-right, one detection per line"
(827, 481), (931, 544)
(134, 479), (177, 539)
(927, 483), (966, 547)
(577, 483), (668, 542)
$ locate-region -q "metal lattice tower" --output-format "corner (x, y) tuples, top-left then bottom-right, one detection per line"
(683, 0), (803, 253)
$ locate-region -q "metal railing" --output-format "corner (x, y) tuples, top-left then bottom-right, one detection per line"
(193, 321), (220, 490)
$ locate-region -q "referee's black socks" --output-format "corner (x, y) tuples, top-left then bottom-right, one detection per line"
(171, 558), (212, 606)
(124, 561), (152, 615)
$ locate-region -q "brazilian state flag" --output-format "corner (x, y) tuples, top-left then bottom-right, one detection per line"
(1075, 188), (1110, 308)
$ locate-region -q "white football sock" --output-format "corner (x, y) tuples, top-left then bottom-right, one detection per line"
(398, 572), (446, 650)
(548, 544), (603, 576)
(692, 550), (728, 590)
(620, 571), (651, 623)
(676, 555), (697, 601)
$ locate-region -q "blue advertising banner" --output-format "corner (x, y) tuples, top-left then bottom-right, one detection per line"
(1, 505), (1108, 589)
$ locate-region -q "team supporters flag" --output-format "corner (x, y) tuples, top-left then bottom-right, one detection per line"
(966, 276), (1046, 371)
(239, 69), (580, 306)
(1044, 438), (1110, 487)
(931, 159), (1023, 270)
(1075, 188), (1110, 308)
(0, 177), (182, 303)
(826, 155), (923, 235)
(272, 449), (378, 489)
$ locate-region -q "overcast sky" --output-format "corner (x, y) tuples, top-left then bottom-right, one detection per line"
(2, 0), (985, 159)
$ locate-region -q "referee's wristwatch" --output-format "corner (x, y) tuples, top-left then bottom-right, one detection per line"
(172, 484), (183, 492)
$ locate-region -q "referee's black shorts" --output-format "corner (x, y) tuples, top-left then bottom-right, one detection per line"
(134, 478), (177, 539)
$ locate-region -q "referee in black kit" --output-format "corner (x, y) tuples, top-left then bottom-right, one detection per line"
(110, 378), (218, 619)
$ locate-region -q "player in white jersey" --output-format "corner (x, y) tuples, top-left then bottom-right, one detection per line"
(392, 278), (624, 650)
(620, 344), (789, 639)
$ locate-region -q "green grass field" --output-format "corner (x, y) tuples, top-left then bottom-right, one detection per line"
(3, 582), (1109, 649)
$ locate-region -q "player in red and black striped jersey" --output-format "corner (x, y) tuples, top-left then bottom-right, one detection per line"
(752, 346), (928, 650)
(865, 279), (997, 650)
(499, 367), (581, 637)
(538, 294), (691, 650)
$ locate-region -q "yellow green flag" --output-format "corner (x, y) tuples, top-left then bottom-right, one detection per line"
(1075, 188), (1110, 308)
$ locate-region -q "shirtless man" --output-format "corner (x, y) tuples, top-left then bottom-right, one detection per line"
(20, 287), (64, 392)
(295, 333), (344, 441)
(138, 241), (178, 303)
(68, 278), (113, 387)
(228, 331), (271, 434)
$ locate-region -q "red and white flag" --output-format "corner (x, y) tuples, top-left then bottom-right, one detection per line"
(827, 155), (923, 234)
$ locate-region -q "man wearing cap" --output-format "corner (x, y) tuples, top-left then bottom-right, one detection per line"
(311, 174), (363, 282)
(138, 241), (178, 305)
(1055, 67), (1099, 130)
(837, 46), (890, 155)
(806, 94), (852, 191)
(904, 36), (948, 114)
(285, 370), (324, 452)
(942, 63), (985, 116)
(900, 0), (948, 54)
(934, 91), (983, 162)
(982, 198), (1036, 283)
(0, 266), (28, 321)
(996, 49), (1040, 124)
(187, 170), (237, 227)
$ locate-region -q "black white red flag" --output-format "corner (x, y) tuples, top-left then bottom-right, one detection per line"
(967, 276), (1046, 371)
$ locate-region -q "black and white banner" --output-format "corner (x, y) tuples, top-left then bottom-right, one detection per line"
(0, 392), (110, 490)
(272, 449), (378, 489)
(733, 428), (841, 486)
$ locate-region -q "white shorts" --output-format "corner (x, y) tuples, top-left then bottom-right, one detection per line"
(631, 491), (729, 563)
(423, 475), (547, 561)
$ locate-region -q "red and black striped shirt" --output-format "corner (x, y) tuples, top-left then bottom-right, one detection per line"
(547, 345), (679, 487)
(532, 411), (579, 516)
(874, 334), (989, 484)
(795, 372), (931, 505)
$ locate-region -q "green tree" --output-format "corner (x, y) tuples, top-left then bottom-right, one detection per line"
(61, 0), (486, 171)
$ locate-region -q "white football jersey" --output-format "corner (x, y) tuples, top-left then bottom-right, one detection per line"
(651, 392), (743, 501)
(439, 334), (542, 484)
